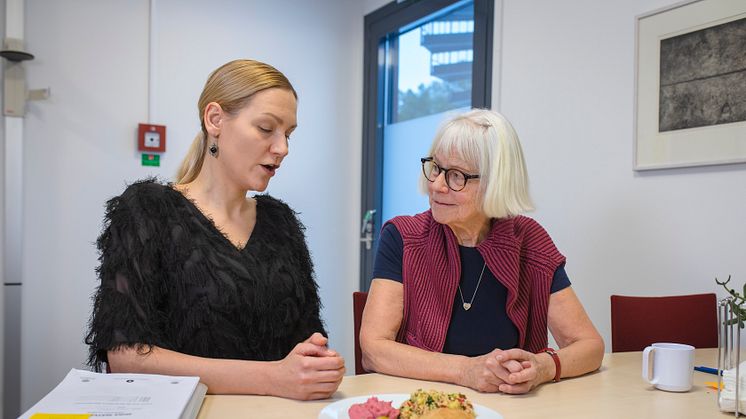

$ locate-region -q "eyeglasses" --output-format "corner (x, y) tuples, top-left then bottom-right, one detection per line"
(420, 157), (480, 192)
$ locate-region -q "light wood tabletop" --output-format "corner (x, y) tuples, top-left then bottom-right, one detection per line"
(196, 348), (730, 418)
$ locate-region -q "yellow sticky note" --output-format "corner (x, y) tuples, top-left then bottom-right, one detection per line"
(704, 381), (725, 390)
(30, 414), (91, 419)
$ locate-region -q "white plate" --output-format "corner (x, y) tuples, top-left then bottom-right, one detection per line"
(318, 393), (504, 419)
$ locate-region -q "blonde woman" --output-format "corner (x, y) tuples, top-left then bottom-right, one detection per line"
(85, 60), (345, 400)
(360, 109), (603, 394)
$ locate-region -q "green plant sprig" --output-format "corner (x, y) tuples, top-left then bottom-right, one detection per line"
(716, 275), (746, 328)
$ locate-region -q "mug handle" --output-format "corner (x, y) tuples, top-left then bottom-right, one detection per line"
(642, 346), (658, 384)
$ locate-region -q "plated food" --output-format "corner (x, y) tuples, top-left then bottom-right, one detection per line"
(348, 389), (475, 419)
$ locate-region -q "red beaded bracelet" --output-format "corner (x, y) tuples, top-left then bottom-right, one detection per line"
(540, 347), (561, 382)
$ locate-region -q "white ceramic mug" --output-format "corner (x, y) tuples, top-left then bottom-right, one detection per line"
(642, 342), (695, 392)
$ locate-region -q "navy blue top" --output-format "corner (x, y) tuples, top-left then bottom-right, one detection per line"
(373, 223), (571, 356)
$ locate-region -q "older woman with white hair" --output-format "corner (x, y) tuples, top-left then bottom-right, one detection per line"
(360, 109), (604, 394)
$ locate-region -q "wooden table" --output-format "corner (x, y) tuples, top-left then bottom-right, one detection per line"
(197, 348), (730, 418)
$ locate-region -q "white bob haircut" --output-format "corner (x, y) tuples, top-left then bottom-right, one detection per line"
(418, 109), (534, 219)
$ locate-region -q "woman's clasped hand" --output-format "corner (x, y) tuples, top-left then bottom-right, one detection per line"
(272, 333), (346, 400)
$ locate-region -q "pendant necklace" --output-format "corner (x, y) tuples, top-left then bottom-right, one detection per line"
(457, 262), (487, 311)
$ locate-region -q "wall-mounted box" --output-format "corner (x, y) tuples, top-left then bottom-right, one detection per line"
(137, 123), (166, 152)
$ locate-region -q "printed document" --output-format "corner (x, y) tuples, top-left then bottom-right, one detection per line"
(19, 369), (205, 419)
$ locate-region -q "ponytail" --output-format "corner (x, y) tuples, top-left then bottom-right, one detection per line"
(175, 131), (207, 184)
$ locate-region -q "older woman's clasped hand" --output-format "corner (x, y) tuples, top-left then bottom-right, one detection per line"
(458, 349), (523, 392)
(273, 332), (346, 400)
(459, 349), (544, 394)
(494, 349), (550, 394)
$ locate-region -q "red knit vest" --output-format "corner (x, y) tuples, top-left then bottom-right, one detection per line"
(388, 211), (565, 354)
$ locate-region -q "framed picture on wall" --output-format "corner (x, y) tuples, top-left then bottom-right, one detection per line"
(634, 0), (746, 170)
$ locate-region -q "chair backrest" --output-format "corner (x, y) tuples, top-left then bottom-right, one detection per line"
(610, 293), (717, 352)
(353, 291), (369, 375)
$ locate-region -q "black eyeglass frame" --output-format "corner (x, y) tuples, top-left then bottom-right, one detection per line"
(420, 157), (480, 192)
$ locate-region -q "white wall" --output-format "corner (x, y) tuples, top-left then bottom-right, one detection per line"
(21, 0), (364, 411)
(498, 0), (746, 348)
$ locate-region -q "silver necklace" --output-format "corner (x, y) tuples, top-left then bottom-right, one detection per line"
(457, 262), (487, 311)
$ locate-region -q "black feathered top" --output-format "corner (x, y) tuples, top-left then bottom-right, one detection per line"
(85, 179), (325, 371)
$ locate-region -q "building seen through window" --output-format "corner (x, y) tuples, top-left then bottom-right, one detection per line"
(395, 3), (474, 122)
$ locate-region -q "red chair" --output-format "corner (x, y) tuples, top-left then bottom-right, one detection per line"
(353, 291), (369, 375)
(610, 293), (717, 352)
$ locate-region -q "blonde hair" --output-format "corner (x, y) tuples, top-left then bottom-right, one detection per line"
(175, 59), (297, 184)
(419, 109), (534, 219)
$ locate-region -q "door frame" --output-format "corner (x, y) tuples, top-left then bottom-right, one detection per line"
(360, 0), (494, 291)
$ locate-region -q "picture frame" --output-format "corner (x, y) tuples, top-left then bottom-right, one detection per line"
(634, 0), (746, 170)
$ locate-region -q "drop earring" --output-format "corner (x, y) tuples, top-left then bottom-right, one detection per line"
(209, 142), (219, 157)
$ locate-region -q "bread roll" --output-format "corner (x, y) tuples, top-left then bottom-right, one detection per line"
(419, 407), (475, 419)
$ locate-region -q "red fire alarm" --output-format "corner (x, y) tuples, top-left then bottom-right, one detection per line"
(138, 123), (166, 153)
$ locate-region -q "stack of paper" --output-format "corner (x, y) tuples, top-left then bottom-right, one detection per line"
(720, 361), (746, 413)
(18, 369), (207, 419)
